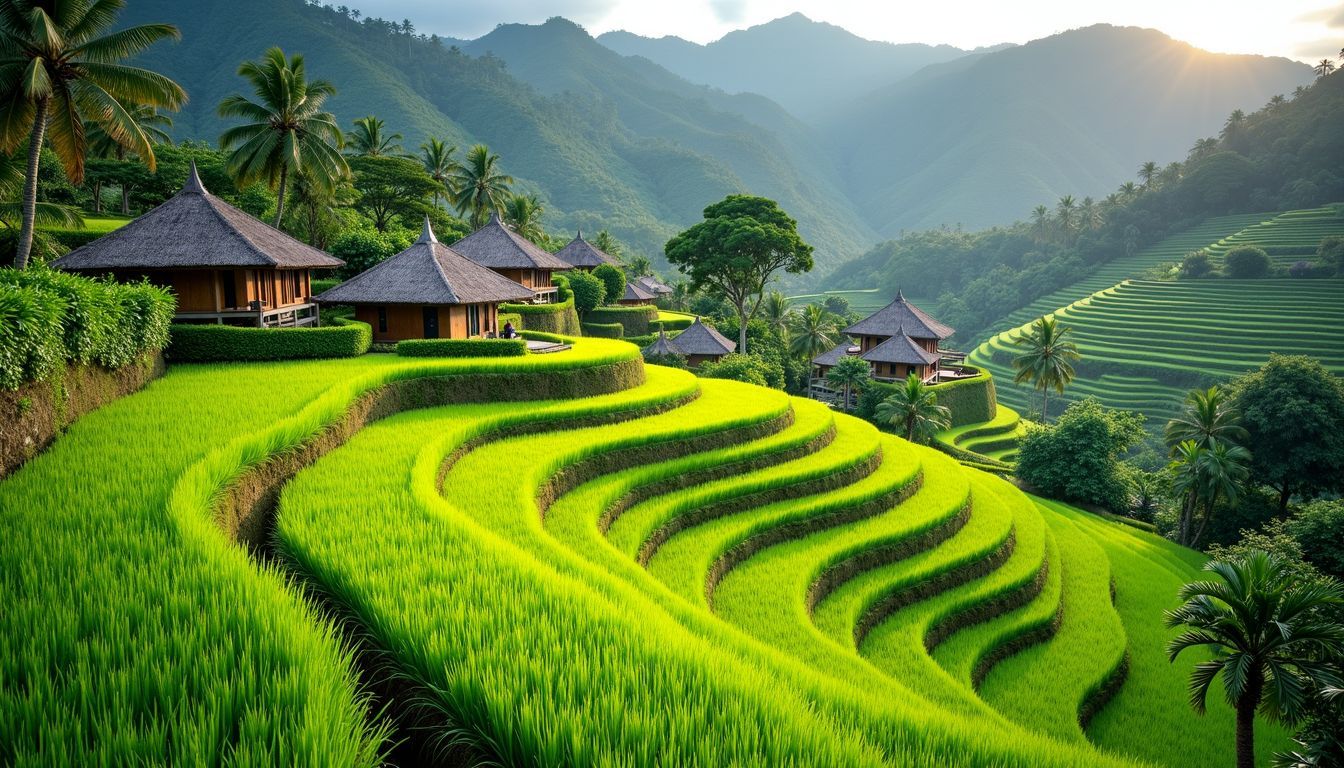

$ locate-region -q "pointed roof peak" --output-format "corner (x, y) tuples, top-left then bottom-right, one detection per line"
(576, 227), (583, 240)
(183, 160), (207, 195)
(896, 286), (905, 301)
(488, 210), (502, 225)
(417, 215), (438, 244)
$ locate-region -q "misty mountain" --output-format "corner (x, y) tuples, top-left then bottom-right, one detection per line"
(597, 13), (976, 122)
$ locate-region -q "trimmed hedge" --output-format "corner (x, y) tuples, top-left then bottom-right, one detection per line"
(581, 322), (624, 339)
(498, 312), (523, 330)
(396, 338), (527, 357)
(166, 319), (372, 362)
(500, 275), (582, 336)
(0, 268), (174, 390)
(650, 317), (694, 333)
(588, 305), (658, 336)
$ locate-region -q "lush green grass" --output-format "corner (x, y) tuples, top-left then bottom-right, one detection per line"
(2, 337), (1294, 766)
(1204, 204), (1344, 268)
(935, 405), (1026, 463)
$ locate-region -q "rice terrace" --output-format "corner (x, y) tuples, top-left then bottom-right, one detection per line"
(3, 1), (1344, 767)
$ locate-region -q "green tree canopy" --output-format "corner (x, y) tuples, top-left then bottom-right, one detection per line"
(1231, 355), (1344, 512)
(563, 270), (604, 317)
(826, 355), (869, 412)
(502, 192), (546, 244)
(0, 0), (185, 268)
(1016, 397), (1145, 511)
(347, 155), (440, 232)
(664, 195), (813, 355)
(1224, 246), (1272, 278)
(1165, 385), (1248, 453)
(698, 353), (784, 389)
(591, 263), (626, 306)
(218, 47), (348, 226)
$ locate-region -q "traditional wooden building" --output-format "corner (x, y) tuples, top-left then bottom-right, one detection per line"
(812, 290), (955, 384)
(450, 212), (571, 303)
(554, 230), (619, 271)
(640, 329), (684, 360)
(618, 281), (657, 306)
(52, 163), (342, 327)
(634, 274), (673, 297)
(657, 317), (735, 368)
(315, 218), (532, 343)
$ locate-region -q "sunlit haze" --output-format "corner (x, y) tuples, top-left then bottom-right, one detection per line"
(354, 0), (1344, 62)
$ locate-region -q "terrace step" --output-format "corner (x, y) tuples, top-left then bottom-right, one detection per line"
(977, 501), (1128, 743)
(807, 471), (1042, 716)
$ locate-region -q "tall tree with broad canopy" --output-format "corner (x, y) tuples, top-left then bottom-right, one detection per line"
(0, 0), (185, 268)
(1230, 355), (1344, 513)
(347, 155), (440, 232)
(1166, 551), (1344, 768)
(218, 48), (347, 226)
(664, 195), (813, 355)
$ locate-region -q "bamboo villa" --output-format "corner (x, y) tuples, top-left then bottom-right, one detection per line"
(811, 291), (970, 394)
(315, 218), (532, 343)
(450, 213), (571, 303)
(52, 163), (342, 327)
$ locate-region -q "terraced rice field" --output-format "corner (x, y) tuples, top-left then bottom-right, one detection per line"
(969, 207), (1344, 427)
(1205, 204), (1344, 268)
(788, 288), (933, 316)
(936, 405), (1028, 463)
(2, 339), (1290, 766)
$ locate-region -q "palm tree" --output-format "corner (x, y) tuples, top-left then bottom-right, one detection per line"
(1029, 204), (1052, 244)
(1222, 109), (1246, 140)
(502, 192), (546, 244)
(449, 144), (512, 229)
(1010, 316), (1080, 423)
(1055, 195), (1077, 240)
(1138, 160), (1159, 190)
(0, 0), (185, 269)
(0, 151), (81, 260)
(789, 303), (837, 361)
(593, 229), (624, 261)
(1165, 386), (1248, 454)
(347, 115), (404, 157)
(761, 291), (791, 338)
(1118, 181), (1139, 201)
(1079, 196), (1103, 231)
(826, 355), (869, 412)
(86, 101), (173, 214)
(667, 280), (690, 312)
(875, 373), (952, 443)
(218, 48), (348, 226)
(1166, 551), (1344, 768)
(1188, 137), (1220, 163)
(1268, 94), (1286, 108)
(1315, 59), (1336, 78)
(623, 254), (653, 278)
(419, 137), (456, 209)
(1170, 438), (1251, 546)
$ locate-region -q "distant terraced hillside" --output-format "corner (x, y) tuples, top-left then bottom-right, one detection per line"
(969, 207), (1344, 428)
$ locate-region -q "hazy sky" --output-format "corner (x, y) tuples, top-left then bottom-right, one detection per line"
(350, 0), (1344, 62)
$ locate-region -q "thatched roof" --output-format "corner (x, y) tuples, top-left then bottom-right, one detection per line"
(621, 281), (657, 302)
(670, 317), (735, 356)
(635, 275), (673, 295)
(813, 341), (860, 367)
(452, 212), (570, 271)
(315, 218), (532, 305)
(53, 162), (343, 271)
(862, 333), (940, 366)
(641, 330), (684, 359)
(555, 230), (619, 269)
(844, 290), (954, 340)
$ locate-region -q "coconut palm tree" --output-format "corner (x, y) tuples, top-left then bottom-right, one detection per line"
(1029, 204), (1052, 244)
(593, 229), (624, 261)
(875, 373), (952, 443)
(1170, 438), (1251, 546)
(86, 100), (173, 214)
(1188, 137), (1220, 163)
(1166, 551), (1344, 768)
(761, 291), (791, 338)
(502, 192), (546, 244)
(218, 47), (348, 226)
(1118, 181), (1139, 201)
(667, 280), (691, 312)
(0, 151), (81, 260)
(1165, 386), (1248, 454)
(1138, 160), (1159, 190)
(789, 303), (837, 361)
(1078, 196), (1103, 231)
(347, 115), (404, 157)
(1010, 316), (1080, 423)
(419, 137), (456, 209)
(1222, 109), (1246, 140)
(826, 355), (869, 412)
(1055, 195), (1077, 240)
(449, 143), (513, 229)
(1315, 59), (1336, 78)
(0, 0), (186, 269)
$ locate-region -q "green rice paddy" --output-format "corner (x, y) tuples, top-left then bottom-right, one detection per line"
(968, 206), (1344, 426)
(0, 338), (1291, 765)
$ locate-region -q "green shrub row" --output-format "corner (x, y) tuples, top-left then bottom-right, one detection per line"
(501, 299), (581, 335)
(0, 268), (174, 390)
(581, 322), (624, 339)
(396, 338), (527, 357)
(166, 319), (372, 362)
(857, 366), (997, 428)
(588, 305), (658, 336)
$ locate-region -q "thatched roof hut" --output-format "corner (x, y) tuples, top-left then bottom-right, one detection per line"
(641, 330), (684, 359)
(619, 281), (657, 305)
(843, 289), (954, 341)
(555, 230), (619, 270)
